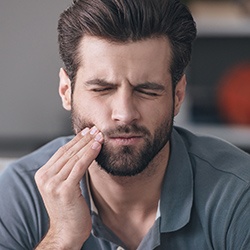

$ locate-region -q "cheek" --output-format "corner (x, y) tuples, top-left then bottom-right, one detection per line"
(74, 92), (102, 112)
(74, 96), (110, 126)
(145, 99), (173, 119)
(148, 103), (174, 131)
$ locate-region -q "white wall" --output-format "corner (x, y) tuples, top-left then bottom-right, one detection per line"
(0, 0), (73, 152)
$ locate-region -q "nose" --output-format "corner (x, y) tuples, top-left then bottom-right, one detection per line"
(111, 90), (140, 125)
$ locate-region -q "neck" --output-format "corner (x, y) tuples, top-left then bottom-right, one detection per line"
(88, 142), (170, 249)
(88, 141), (170, 216)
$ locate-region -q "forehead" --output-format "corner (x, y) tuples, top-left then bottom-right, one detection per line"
(76, 35), (172, 84)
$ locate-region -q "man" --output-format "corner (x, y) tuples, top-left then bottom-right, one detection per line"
(0, 0), (250, 249)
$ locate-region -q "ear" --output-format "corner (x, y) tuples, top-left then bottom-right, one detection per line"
(174, 74), (186, 116)
(59, 68), (72, 111)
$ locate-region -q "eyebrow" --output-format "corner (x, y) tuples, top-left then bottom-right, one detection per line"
(84, 79), (115, 87)
(135, 82), (165, 91)
(84, 79), (165, 91)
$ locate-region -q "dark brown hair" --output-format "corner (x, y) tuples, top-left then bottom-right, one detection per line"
(58, 0), (196, 89)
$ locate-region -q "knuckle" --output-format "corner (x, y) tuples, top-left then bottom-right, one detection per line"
(72, 153), (81, 163)
(58, 144), (70, 155)
(71, 153), (88, 172)
(35, 169), (47, 187)
(72, 161), (84, 174)
(56, 183), (73, 203)
(44, 180), (61, 197)
(66, 153), (81, 167)
(59, 144), (77, 160)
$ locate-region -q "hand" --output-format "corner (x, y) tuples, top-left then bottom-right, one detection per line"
(34, 126), (103, 249)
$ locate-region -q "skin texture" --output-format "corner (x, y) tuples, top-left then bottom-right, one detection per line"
(35, 127), (103, 249)
(68, 36), (183, 177)
(35, 36), (186, 249)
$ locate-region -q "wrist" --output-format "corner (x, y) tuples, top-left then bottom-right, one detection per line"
(35, 230), (86, 250)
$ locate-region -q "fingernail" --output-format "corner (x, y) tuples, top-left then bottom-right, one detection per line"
(81, 127), (90, 136)
(95, 132), (103, 142)
(92, 141), (101, 150)
(90, 126), (98, 135)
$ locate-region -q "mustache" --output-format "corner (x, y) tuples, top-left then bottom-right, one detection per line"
(73, 120), (150, 138)
(71, 112), (150, 137)
(103, 124), (151, 137)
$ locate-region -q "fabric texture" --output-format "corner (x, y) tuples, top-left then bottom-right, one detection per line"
(0, 127), (250, 249)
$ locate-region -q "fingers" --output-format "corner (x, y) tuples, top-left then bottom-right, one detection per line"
(39, 135), (84, 176)
(34, 126), (101, 246)
(59, 130), (103, 183)
(35, 126), (103, 188)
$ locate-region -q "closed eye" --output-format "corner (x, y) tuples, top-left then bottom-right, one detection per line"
(135, 89), (160, 96)
(85, 79), (116, 94)
(134, 82), (165, 97)
(91, 87), (114, 92)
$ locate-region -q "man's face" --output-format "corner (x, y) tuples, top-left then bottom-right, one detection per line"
(59, 36), (186, 176)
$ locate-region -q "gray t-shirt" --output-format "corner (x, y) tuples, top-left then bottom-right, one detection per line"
(1, 127), (250, 249)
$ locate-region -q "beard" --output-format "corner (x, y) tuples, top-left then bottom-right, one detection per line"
(71, 106), (174, 177)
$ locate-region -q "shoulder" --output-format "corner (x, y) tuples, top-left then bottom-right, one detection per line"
(4, 135), (73, 175)
(0, 136), (73, 248)
(0, 135), (73, 196)
(0, 135), (73, 209)
(173, 127), (250, 247)
(174, 126), (250, 183)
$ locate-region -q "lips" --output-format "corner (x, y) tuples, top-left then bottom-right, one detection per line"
(107, 135), (143, 146)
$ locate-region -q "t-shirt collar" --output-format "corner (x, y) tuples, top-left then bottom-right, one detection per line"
(82, 127), (194, 233)
(160, 128), (194, 232)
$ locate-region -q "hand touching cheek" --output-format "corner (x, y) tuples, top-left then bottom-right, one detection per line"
(35, 126), (103, 249)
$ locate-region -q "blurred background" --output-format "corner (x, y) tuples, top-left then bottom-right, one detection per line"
(0, 0), (250, 165)
(176, 0), (250, 153)
(0, 0), (73, 159)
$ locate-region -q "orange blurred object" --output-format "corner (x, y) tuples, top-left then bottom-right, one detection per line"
(217, 62), (250, 125)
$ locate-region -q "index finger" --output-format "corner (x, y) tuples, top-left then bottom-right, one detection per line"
(41, 127), (91, 173)
(66, 133), (103, 183)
